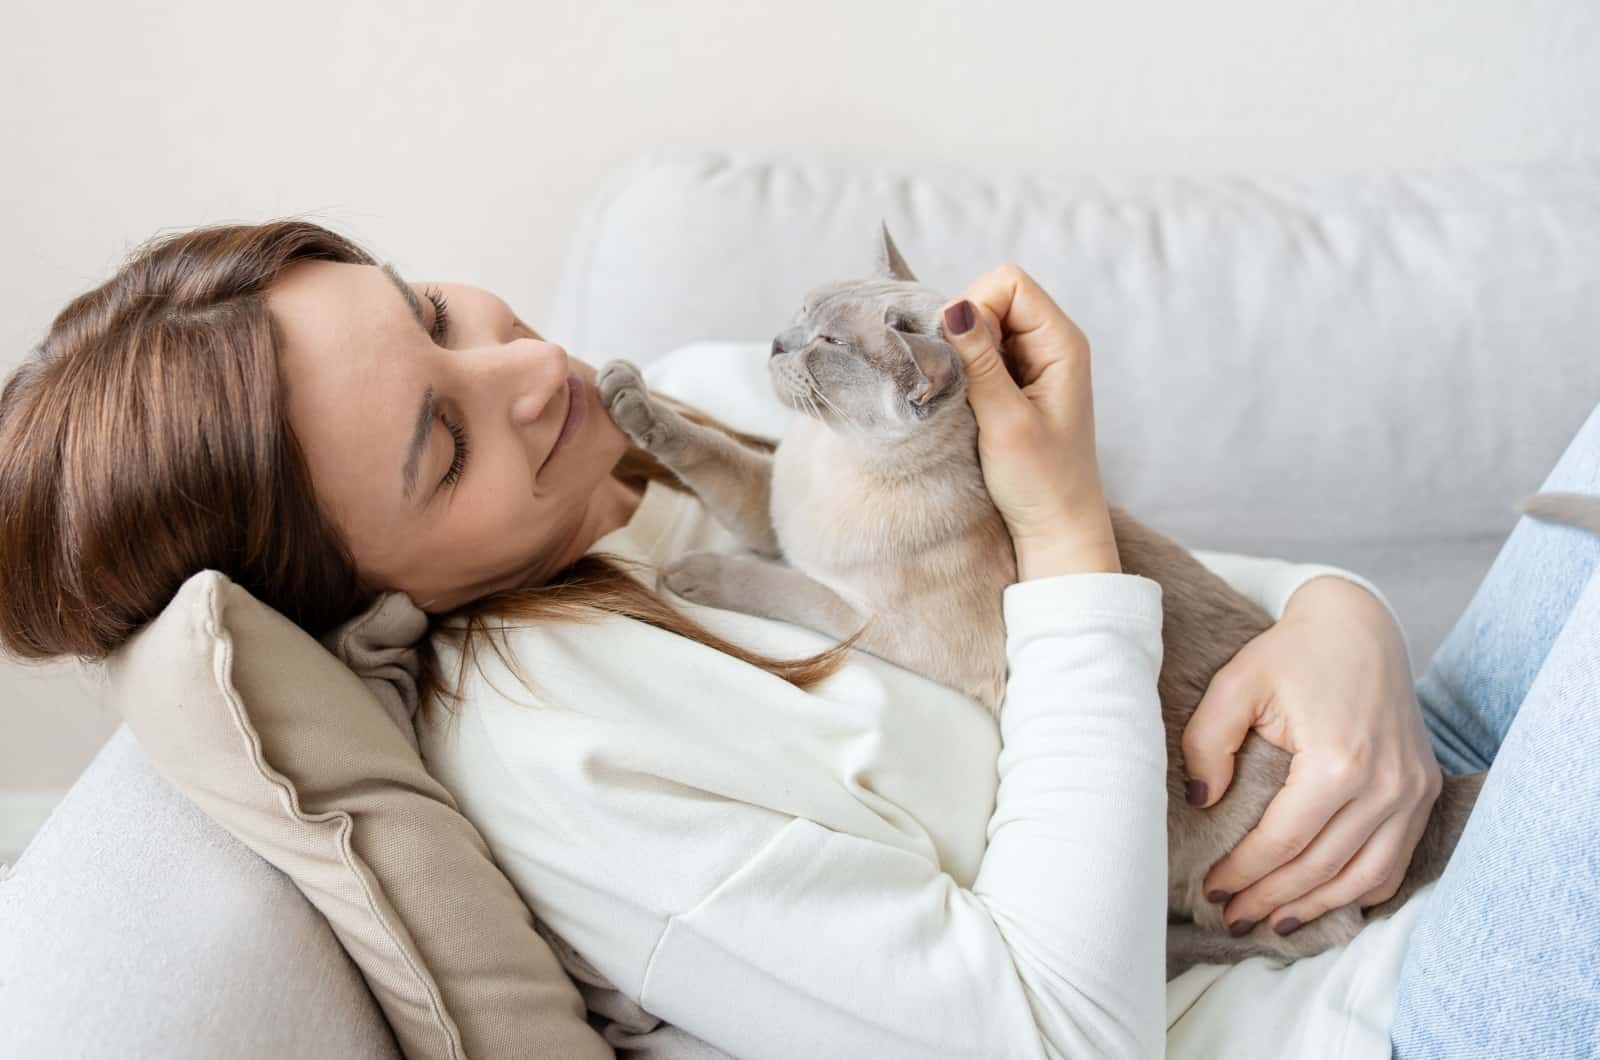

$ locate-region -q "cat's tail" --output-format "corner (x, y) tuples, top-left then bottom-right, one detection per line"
(1519, 491), (1600, 535)
(1365, 770), (1486, 920)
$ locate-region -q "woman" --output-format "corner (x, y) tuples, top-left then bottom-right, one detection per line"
(0, 220), (1590, 1057)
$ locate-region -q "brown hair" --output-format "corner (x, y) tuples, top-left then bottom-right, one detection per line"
(0, 220), (848, 704)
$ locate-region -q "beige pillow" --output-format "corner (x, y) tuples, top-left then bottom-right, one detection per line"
(108, 570), (612, 1060)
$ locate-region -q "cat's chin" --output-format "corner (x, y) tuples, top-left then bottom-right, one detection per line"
(766, 374), (825, 423)
(769, 388), (808, 418)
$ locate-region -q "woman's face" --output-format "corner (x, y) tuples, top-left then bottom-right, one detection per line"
(269, 260), (631, 611)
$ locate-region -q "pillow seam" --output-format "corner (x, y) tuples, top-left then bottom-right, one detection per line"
(203, 577), (465, 1060)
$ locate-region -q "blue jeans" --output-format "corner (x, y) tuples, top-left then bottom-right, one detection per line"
(1390, 402), (1600, 1057)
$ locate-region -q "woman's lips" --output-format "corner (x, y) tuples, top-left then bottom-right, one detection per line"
(541, 374), (585, 471)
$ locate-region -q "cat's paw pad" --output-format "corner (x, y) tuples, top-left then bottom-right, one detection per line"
(597, 360), (676, 451)
(663, 553), (728, 605)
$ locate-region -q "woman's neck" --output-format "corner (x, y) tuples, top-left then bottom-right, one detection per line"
(459, 474), (645, 607)
(528, 473), (646, 579)
(586, 473), (646, 544)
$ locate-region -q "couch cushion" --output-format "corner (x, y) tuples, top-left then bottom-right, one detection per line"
(104, 571), (612, 1060)
(0, 726), (400, 1060)
(547, 151), (1600, 666)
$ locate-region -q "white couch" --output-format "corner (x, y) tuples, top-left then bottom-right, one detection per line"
(3, 150), (1597, 1058)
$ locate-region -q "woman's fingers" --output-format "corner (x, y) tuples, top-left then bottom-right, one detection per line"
(1181, 656), (1275, 809)
(955, 264), (1090, 390)
(939, 299), (1028, 425)
(1202, 753), (1357, 908)
(1217, 798), (1385, 933)
(1260, 809), (1417, 934)
(1354, 792), (1433, 908)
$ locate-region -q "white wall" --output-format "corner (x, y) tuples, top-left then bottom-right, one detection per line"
(4, 0), (1599, 819)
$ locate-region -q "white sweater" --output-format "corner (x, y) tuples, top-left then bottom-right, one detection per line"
(418, 479), (1429, 1060)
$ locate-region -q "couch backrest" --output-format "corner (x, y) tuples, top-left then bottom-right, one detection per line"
(546, 151), (1600, 665)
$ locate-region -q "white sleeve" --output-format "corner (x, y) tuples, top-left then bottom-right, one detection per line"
(636, 573), (1170, 1060)
(1190, 549), (1406, 646)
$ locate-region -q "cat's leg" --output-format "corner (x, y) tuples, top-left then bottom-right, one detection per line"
(1166, 922), (1305, 980)
(1166, 904), (1363, 980)
(664, 553), (867, 641)
(665, 553), (1003, 705)
(598, 361), (780, 556)
(1165, 922), (1284, 980)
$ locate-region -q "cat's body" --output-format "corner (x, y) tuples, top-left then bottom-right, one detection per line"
(599, 227), (1487, 978)
(769, 413), (1013, 707)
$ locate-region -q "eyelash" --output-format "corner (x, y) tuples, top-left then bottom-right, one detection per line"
(423, 286), (451, 342)
(419, 285), (466, 487)
(440, 413), (469, 487)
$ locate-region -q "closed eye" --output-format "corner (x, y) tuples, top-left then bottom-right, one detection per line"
(440, 412), (468, 488)
(890, 314), (920, 334)
(422, 286), (451, 343)
(820, 335), (847, 346)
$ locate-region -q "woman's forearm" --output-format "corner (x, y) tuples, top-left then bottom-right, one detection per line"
(971, 570), (1169, 1058)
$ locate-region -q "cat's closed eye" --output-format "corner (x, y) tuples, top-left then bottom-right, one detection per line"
(889, 313), (921, 334)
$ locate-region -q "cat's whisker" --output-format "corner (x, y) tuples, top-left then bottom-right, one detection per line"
(810, 385), (860, 433)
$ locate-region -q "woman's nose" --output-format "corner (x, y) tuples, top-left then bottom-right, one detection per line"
(501, 340), (570, 426)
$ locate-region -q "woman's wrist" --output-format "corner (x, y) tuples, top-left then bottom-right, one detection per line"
(1015, 535), (1122, 580)
(1011, 502), (1121, 579)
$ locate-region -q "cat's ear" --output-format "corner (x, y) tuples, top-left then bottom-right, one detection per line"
(875, 221), (918, 283)
(889, 327), (957, 407)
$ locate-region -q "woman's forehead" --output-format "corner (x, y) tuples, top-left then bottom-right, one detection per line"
(270, 260), (425, 534)
(272, 260), (404, 339)
(272, 261), (420, 388)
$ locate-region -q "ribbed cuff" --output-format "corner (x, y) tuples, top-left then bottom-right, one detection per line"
(1002, 572), (1165, 639)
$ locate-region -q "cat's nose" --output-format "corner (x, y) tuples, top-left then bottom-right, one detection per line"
(770, 336), (785, 358)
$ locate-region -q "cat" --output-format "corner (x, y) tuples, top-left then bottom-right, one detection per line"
(1521, 492), (1600, 535)
(597, 225), (1487, 978)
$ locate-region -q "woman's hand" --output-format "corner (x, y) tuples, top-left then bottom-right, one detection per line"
(1182, 575), (1443, 936)
(939, 266), (1120, 578)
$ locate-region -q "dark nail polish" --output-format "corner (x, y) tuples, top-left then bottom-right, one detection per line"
(1206, 889), (1230, 905)
(943, 300), (974, 336)
(1186, 778), (1207, 806)
(1273, 918), (1302, 936)
(1227, 919), (1258, 938)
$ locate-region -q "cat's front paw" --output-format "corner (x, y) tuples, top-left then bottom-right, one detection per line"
(663, 553), (744, 610)
(597, 360), (683, 455)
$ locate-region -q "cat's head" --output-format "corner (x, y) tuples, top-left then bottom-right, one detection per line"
(769, 225), (968, 440)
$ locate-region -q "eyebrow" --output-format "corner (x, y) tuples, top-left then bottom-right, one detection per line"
(401, 385), (436, 503)
(380, 262), (435, 502)
(380, 261), (430, 337)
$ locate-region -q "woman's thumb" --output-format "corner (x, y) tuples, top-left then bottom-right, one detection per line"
(1181, 662), (1270, 809)
(941, 299), (1024, 420)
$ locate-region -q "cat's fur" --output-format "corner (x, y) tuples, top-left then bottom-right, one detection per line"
(1521, 492), (1600, 535)
(598, 226), (1487, 978)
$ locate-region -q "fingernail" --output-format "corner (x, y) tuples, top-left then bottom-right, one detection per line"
(1273, 918), (1302, 936)
(1186, 778), (1207, 806)
(1227, 919), (1258, 938)
(943, 300), (974, 336)
(1206, 889), (1230, 905)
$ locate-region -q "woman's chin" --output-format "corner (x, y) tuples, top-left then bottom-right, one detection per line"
(595, 414), (633, 463)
